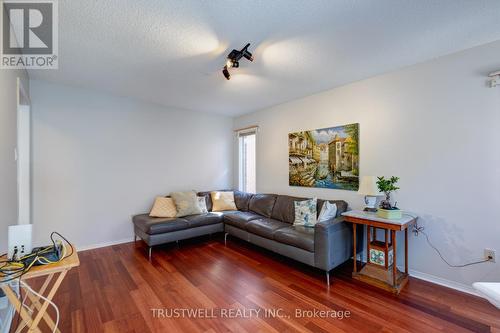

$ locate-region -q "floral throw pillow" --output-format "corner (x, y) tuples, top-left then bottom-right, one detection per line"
(294, 198), (317, 227)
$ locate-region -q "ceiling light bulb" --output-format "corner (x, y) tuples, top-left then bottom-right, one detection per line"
(226, 60), (233, 68)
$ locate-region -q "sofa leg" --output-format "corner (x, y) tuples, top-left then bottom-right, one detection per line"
(148, 247), (152, 261)
(224, 233), (229, 246)
(134, 235), (137, 244)
(326, 271), (331, 286)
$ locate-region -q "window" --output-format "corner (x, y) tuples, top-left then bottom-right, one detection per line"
(238, 129), (256, 193)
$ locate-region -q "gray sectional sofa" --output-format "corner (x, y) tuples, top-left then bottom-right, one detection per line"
(132, 191), (362, 284)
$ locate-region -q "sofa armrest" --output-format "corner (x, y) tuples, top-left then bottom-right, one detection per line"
(314, 216), (360, 271)
(315, 216), (346, 234)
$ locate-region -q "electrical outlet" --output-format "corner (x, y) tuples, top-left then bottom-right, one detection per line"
(7, 224), (32, 260)
(484, 249), (496, 263)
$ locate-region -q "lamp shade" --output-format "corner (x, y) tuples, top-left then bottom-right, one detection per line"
(358, 176), (382, 196)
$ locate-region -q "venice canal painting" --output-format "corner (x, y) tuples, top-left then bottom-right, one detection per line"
(289, 123), (359, 191)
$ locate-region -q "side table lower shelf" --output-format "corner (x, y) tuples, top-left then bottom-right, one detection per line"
(353, 264), (409, 294)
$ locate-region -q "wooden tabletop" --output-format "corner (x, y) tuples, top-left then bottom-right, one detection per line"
(342, 210), (417, 230)
(342, 210), (417, 224)
(1, 248), (80, 280)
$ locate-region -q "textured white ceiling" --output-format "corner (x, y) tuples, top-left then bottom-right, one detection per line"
(30, 0), (500, 116)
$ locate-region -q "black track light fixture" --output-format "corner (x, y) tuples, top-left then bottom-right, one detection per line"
(222, 66), (230, 80)
(222, 43), (253, 80)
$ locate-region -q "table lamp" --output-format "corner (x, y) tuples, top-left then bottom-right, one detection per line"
(358, 176), (381, 212)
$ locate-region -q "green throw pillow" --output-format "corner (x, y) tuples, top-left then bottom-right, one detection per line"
(294, 198), (317, 227)
(170, 191), (203, 217)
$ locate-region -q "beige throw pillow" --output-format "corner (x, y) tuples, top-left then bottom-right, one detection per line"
(211, 191), (237, 211)
(149, 197), (177, 218)
(171, 191), (203, 217)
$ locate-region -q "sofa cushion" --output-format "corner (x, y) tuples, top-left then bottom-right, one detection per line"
(273, 226), (315, 252)
(271, 195), (309, 224)
(149, 197), (177, 218)
(293, 198), (318, 227)
(197, 191), (213, 211)
(197, 196), (209, 213)
(211, 191), (237, 211)
(197, 190), (233, 212)
(133, 214), (189, 235)
(317, 199), (347, 217)
(234, 191), (254, 211)
(249, 194), (278, 218)
(318, 201), (337, 222)
(246, 218), (289, 239)
(217, 210), (239, 216)
(171, 191), (203, 217)
(183, 213), (223, 228)
(223, 211), (262, 228)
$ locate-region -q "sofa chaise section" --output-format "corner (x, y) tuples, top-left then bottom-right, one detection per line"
(133, 211), (225, 260)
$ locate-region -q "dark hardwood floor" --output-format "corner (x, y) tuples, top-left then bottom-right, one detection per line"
(22, 235), (500, 332)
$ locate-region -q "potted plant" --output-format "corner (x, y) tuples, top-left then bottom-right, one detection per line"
(376, 176), (402, 219)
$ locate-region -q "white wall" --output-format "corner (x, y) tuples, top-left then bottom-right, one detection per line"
(234, 41), (500, 289)
(31, 80), (233, 249)
(17, 104), (31, 225)
(0, 70), (29, 252)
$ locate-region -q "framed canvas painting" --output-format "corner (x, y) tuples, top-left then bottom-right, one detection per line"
(288, 123), (359, 191)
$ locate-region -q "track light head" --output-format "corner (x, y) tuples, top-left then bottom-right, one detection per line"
(222, 66), (230, 80)
(222, 43), (253, 80)
(241, 43), (253, 61)
(243, 51), (253, 62)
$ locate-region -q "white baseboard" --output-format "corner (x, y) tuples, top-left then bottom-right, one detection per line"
(76, 237), (134, 252)
(406, 268), (480, 297)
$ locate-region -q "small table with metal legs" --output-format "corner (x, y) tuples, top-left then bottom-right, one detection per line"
(342, 211), (417, 294)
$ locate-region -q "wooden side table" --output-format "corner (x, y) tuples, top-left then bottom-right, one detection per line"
(0, 249), (79, 333)
(342, 211), (417, 294)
